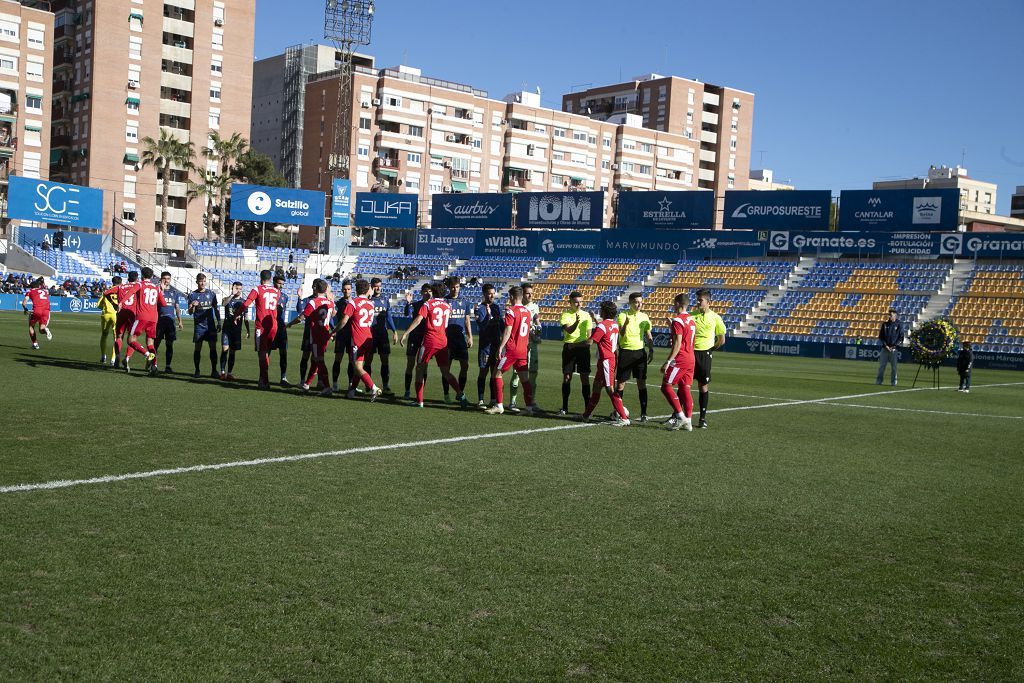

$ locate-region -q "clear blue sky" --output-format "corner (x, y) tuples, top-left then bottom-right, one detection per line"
(255, 0), (1024, 214)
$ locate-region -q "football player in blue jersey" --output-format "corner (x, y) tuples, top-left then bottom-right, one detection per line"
(296, 284), (314, 386)
(186, 273), (220, 378)
(403, 282), (432, 400)
(219, 281), (250, 380)
(441, 276), (474, 404)
(474, 283), (504, 407)
(271, 274), (292, 386)
(366, 277), (398, 394)
(154, 271), (182, 373)
(331, 279), (354, 392)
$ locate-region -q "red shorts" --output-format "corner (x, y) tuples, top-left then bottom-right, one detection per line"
(29, 311), (50, 327)
(595, 357), (616, 386)
(663, 363), (694, 387)
(116, 310), (136, 335)
(131, 318), (157, 339)
(310, 329), (331, 358)
(254, 318), (277, 352)
(351, 338), (375, 362)
(497, 353), (528, 373)
(418, 344), (449, 366)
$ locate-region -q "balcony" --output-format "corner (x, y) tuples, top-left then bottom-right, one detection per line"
(161, 71), (192, 91)
(159, 125), (190, 143)
(373, 155), (400, 170)
(0, 134), (15, 157)
(157, 179), (189, 197)
(165, 0), (197, 11)
(0, 102), (16, 123)
(160, 98), (192, 119)
(51, 134), (72, 148)
(55, 51), (75, 68)
(162, 43), (193, 65)
(162, 17), (195, 38)
(503, 175), (528, 190)
(700, 129), (718, 145)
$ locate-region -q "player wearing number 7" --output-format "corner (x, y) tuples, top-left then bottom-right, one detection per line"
(334, 279), (382, 401)
(400, 282), (467, 409)
(239, 269), (280, 390)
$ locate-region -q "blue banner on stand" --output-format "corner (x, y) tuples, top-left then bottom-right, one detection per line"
(229, 184), (325, 227)
(838, 189), (960, 231)
(331, 179), (351, 227)
(515, 191), (604, 229)
(17, 226), (105, 253)
(8, 177), (104, 228)
(431, 193), (513, 229)
(616, 191), (715, 229)
(416, 229), (478, 258)
(723, 190), (831, 230)
(355, 192), (418, 228)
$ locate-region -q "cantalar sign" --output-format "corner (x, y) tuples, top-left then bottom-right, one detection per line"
(723, 190), (832, 230)
(515, 191), (603, 229)
(229, 183), (326, 227)
(838, 189), (959, 231)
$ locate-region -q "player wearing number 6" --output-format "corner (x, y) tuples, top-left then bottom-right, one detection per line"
(334, 279), (382, 401)
(485, 286), (537, 415)
(400, 282), (467, 408)
(240, 269), (280, 390)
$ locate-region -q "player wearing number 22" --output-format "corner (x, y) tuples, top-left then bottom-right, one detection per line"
(400, 282), (467, 408)
(240, 269), (280, 390)
(334, 279), (382, 401)
(485, 286), (537, 415)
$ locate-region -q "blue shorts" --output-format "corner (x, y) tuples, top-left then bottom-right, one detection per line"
(194, 325), (217, 343)
(221, 325), (243, 350)
(271, 325), (288, 350)
(372, 329), (391, 355)
(156, 317), (177, 342)
(478, 342), (499, 369)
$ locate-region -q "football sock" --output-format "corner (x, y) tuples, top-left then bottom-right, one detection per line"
(493, 375), (505, 405)
(638, 386), (648, 415)
(220, 350), (228, 373)
(562, 381), (571, 412)
(441, 375), (450, 396)
(29, 328), (37, 343)
(510, 372), (519, 402)
(299, 354), (309, 385)
(208, 342), (218, 373)
(662, 383), (682, 415)
(610, 393), (628, 420)
(523, 380), (533, 406)
(380, 360), (390, 388)
(445, 373), (461, 396)
(164, 340), (174, 367)
(129, 339), (147, 355)
(477, 371), (487, 401)
(279, 349), (287, 377)
(458, 366), (468, 394)
(405, 369), (413, 394)
(360, 372), (374, 390)
(332, 356), (342, 384)
(228, 349), (237, 373)
(115, 338), (123, 355)
(415, 377), (425, 403)
(194, 344), (202, 373)
(699, 390), (708, 420)
(681, 385), (694, 418)
(581, 381), (591, 407)
(259, 352), (269, 384)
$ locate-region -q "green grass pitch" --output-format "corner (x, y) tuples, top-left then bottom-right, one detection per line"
(1, 311), (1022, 680)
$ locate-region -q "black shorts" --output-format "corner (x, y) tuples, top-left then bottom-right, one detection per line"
(562, 344), (591, 375)
(448, 344), (469, 363)
(616, 348), (648, 382)
(156, 317), (177, 342)
(335, 331), (352, 353)
(694, 350), (713, 386)
(300, 324), (312, 352)
(406, 337), (423, 358)
(271, 326), (288, 350)
(372, 330), (391, 356)
(221, 325), (243, 351)
(194, 325), (217, 343)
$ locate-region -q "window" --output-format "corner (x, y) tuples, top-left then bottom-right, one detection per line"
(429, 181), (443, 194)
(638, 142), (652, 153)
(601, 160), (610, 170)
(622, 139), (636, 150)
(129, 37), (142, 60)
(357, 145), (369, 159)
(407, 152), (421, 164)
(588, 135), (596, 145)
(359, 116), (371, 130)
(622, 162), (634, 173)
(638, 164), (651, 175)
(553, 127), (566, 138)
(24, 129), (41, 147)
(405, 179), (419, 190)
(408, 125), (423, 137)
(129, 11), (143, 31)
(603, 136), (611, 149)
(210, 87), (221, 101)
(386, 95), (401, 107)
(124, 179), (137, 197)
(0, 20), (17, 41)
(572, 130), (587, 142)
(27, 29), (44, 49)
(126, 125), (138, 142)
(0, 55), (17, 72)
(211, 32), (223, 50)
(551, 174), (563, 186)
(25, 60), (44, 82)
(552, 150), (564, 161)
(211, 59), (223, 75)
(208, 111), (220, 128)
(213, 6), (226, 24)
(122, 209), (136, 222)
(26, 95), (42, 112)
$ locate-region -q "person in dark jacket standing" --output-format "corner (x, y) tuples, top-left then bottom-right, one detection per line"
(957, 341), (974, 393)
(876, 308), (903, 386)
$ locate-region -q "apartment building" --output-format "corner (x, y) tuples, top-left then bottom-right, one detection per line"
(251, 44), (372, 188)
(301, 64), (745, 228)
(748, 169), (794, 191)
(874, 165), (998, 215)
(1011, 186), (1023, 220)
(0, 0), (53, 226)
(47, 0), (254, 253)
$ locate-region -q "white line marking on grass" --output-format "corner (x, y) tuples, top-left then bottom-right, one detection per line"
(3, 381), (1022, 495)
(818, 403), (1024, 420)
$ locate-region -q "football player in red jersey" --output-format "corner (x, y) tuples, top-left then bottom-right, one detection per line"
(661, 293), (698, 431)
(485, 286), (537, 415)
(581, 301), (630, 426)
(287, 278), (335, 396)
(21, 277), (52, 349)
(400, 282), (467, 408)
(334, 279), (382, 401)
(106, 270), (140, 366)
(122, 267), (167, 373)
(240, 269), (280, 389)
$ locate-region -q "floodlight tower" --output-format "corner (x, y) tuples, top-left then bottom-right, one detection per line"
(324, 0), (375, 179)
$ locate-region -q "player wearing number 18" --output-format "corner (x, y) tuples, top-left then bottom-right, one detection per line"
(123, 267), (167, 374)
(240, 270), (280, 390)
(400, 283), (467, 408)
(334, 279), (382, 401)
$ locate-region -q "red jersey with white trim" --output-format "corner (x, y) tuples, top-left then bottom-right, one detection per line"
(243, 284), (280, 325)
(344, 296), (376, 346)
(503, 304), (532, 358)
(24, 287), (50, 315)
(114, 283), (140, 314)
(417, 298), (452, 349)
(590, 318), (620, 361)
(133, 281), (168, 322)
(669, 313), (697, 367)
(302, 295), (336, 333)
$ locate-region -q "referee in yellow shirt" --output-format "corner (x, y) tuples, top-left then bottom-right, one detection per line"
(616, 292), (654, 422)
(558, 291), (593, 415)
(98, 275), (121, 365)
(692, 288), (726, 429)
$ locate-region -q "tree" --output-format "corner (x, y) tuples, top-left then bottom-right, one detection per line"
(187, 171), (230, 240)
(232, 149), (287, 187)
(205, 132), (249, 235)
(140, 129), (195, 238)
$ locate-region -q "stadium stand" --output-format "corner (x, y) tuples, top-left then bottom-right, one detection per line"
(256, 246), (310, 265)
(945, 264), (1024, 353)
(535, 258), (659, 285)
(192, 241), (243, 258)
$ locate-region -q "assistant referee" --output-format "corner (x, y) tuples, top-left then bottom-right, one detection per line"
(692, 288), (726, 429)
(616, 292), (654, 421)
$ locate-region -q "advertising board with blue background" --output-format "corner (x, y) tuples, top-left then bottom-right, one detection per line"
(229, 184), (325, 227)
(615, 191), (715, 229)
(515, 191), (604, 229)
(723, 190), (832, 230)
(8, 176), (104, 229)
(17, 226), (105, 253)
(330, 179), (351, 227)
(430, 193), (513, 229)
(354, 192), (419, 228)
(838, 188), (960, 231)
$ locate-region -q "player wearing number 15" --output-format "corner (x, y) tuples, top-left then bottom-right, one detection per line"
(485, 286), (536, 415)
(240, 270), (280, 390)
(334, 279), (382, 401)
(400, 282), (467, 408)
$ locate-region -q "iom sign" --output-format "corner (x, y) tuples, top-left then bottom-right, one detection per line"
(516, 191), (603, 229)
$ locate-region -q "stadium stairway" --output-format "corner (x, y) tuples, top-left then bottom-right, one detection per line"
(734, 257), (814, 338)
(915, 260), (973, 326)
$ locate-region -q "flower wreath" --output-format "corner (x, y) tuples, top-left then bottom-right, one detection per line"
(909, 317), (959, 367)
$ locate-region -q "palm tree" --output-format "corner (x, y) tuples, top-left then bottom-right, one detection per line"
(140, 129), (196, 238)
(204, 131), (248, 234)
(187, 170), (230, 240)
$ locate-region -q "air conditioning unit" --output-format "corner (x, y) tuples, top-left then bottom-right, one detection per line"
(371, 98), (381, 106)
(611, 163), (619, 170)
(445, 134), (456, 142)
(443, 185), (452, 192)
(128, 80), (139, 89)
(214, 18), (224, 26)
(360, 101), (370, 108)
(443, 161), (451, 168)
(526, 144), (535, 155)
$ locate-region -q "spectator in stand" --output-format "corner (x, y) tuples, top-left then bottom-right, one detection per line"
(288, 266), (298, 280)
(332, 271), (341, 284)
